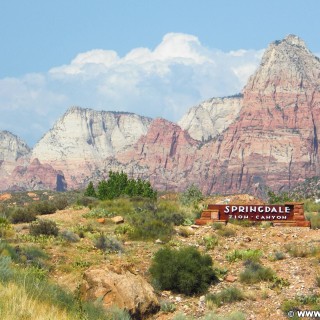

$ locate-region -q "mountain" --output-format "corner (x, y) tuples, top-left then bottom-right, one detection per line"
(178, 95), (243, 142)
(31, 107), (152, 188)
(111, 34), (320, 195)
(0, 131), (30, 190)
(190, 34), (320, 194)
(1, 34), (320, 195)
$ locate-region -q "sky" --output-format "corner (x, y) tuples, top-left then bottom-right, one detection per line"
(1, 0), (320, 146)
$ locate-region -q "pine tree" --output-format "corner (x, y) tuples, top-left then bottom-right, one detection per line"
(84, 181), (97, 197)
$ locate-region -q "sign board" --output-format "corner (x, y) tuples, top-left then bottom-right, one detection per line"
(207, 204), (294, 221)
(195, 202), (310, 227)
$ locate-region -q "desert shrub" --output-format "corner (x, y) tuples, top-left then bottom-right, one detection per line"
(226, 249), (262, 263)
(72, 223), (95, 238)
(240, 260), (275, 284)
(0, 217), (14, 238)
(310, 213), (320, 229)
(149, 246), (217, 295)
(228, 218), (258, 227)
(93, 234), (123, 253)
(173, 311), (246, 320)
(217, 227), (236, 237)
(271, 251), (286, 261)
(177, 226), (194, 238)
(17, 245), (49, 270)
(0, 256), (13, 282)
(83, 208), (114, 219)
(267, 190), (294, 204)
(10, 207), (36, 224)
(114, 224), (133, 235)
(180, 184), (203, 206)
(284, 243), (320, 258)
(281, 295), (320, 317)
(105, 306), (132, 320)
(205, 286), (245, 307)
(29, 219), (59, 237)
(203, 236), (219, 250)
(53, 196), (69, 210)
(212, 222), (224, 230)
(60, 230), (80, 243)
(31, 201), (56, 215)
(304, 200), (320, 213)
(160, 301), (176, 313)
(75, 195), (98, 208)
(0, 241), (20, 262)
(128, 210), (174, 241)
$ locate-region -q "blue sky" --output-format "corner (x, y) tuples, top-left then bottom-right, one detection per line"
(1, 0), (320, 145)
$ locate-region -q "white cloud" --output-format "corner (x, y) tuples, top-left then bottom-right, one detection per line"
(0, 33), (264, 146)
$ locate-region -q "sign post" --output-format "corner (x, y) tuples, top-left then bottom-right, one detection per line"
(195, 203), (310, 227)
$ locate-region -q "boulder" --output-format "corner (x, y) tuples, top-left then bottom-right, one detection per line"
(111, 216), (124, 224)
(81, 266), (159, 319)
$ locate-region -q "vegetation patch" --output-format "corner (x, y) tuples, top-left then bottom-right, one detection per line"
(239, 260), (275, 284)
(149, 246), (217, 295)
(205, 286), (245, 307)
(226, 249), (262, 263)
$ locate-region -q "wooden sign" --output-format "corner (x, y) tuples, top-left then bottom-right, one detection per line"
(195, 203), (310, 227)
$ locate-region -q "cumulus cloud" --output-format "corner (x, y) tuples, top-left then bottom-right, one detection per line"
(0, 33), (264, 146)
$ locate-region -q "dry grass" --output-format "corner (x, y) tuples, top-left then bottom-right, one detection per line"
(0, 282), (71, 320)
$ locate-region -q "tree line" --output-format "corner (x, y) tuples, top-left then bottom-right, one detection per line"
(84, 171), (157, 200)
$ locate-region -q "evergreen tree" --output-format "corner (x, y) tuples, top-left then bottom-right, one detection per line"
(97, 180), (108, 200)
(84, 181), (97, 197)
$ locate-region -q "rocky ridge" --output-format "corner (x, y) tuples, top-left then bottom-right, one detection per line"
(1, 34), (320, 194)
(31, 107), (152, 188)
(178, 95), (243, 142)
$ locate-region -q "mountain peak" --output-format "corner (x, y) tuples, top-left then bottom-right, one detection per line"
(279, 34), (307, 48)
(244, 34), (320, 94)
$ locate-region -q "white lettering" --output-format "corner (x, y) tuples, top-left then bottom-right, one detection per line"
(239, 206), (245, 213)
(285, 207), (290, 213)
(232, 206), (237, 213)
(258, 206), (264, 213)
(224, 206), (230, 213)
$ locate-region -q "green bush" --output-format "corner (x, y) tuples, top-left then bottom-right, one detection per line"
(93, 234), (123, 253)
(180, 184), (203, 206)
(203, 236), (219, 250)
(226, 249), (262, 263)
(83, 208), (114, 219)
(205, 286), (245, 307)
(267, 190), (293, 204)
(271, 251), (286, 261)
(128, 210), (174, 241)
(310, 213), (320, 229)
(60, 230), (80, 243)
(10, 207), (36, 224)
(53, 196), (69, 210)
(29, 219), (59, 237)
(284, 243), (320, 257)
(217, 227), (236, 237)
(0, 217), (14, 238)
(240, 260), (275, 284)
(160, 301), (176, 313)
(31, 201), (56, 215)
(149, 246), (217, 295)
